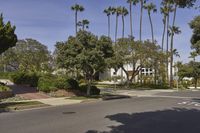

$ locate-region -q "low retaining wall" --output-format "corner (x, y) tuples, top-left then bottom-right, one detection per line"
(0, 91), (14, 99)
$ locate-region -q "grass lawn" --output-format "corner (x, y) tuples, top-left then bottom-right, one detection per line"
(0, 101), (48, 112)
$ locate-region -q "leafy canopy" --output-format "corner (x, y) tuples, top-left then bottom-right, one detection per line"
(56, 31), (114, 79)
(1, 39), (51, 72)
(0, 14), (17, 54)
(190, 15), (200, 54)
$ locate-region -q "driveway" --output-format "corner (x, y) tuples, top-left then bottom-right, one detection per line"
(10, 85), (50, 99)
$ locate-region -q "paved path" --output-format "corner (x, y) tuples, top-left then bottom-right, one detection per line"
(10, 85), (50, 99)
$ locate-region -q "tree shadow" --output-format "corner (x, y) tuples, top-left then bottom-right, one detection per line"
(86, 108), (200, 133)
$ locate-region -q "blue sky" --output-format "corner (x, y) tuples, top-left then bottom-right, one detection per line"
(0, 0), (199, 62)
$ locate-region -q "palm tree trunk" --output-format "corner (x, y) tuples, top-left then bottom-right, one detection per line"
(148, 12), (154, 43)
(166, 12), (170, 84)
(115, 15), (118, 44)
(162, 16), (167, 51)
(108, 15), (111, 38)
(139, 0), (143, 84)
(139, 0), (143, 41)
(75, 11), (78, 35)
(129, 2), (133, 38)
(122, 15), (125, 38)
(83, 24), (84, 31)
(170, 4), (177, 88)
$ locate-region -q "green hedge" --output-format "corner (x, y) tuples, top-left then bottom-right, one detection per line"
(37, 74), (80, 93)
(37, 75), (57, 93)
(0, 72), (13, 79)
(9, 72), (100, 95)
(55, 77), (79, 90)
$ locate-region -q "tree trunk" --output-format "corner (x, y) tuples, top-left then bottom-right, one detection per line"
(166, 10), (170, 85)
(75, 11), (78, 35)
(121, 66), (130, 87)
(122, 15), (125, 38)
(115, 15), (118, 44)
(139, 0), (143, 41)
(148, 12), (154, 43)
(195, 78), (198, 89)
(87, 79), (91, 96)
(82, 25), (84, 31)
(139, 0), (143, 84)
(129, 2), (133, 38)
(108, 15), (111, 38)
(170, 4), (177, 88)
(162, 15), (167, 51)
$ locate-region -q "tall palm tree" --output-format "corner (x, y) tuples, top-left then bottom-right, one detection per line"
(169, 25), (181, 87)
(77, 19), (90, 31)
(169, 2), (178, 88)
(71, 4), (84, 35)
(160, 5), (168, 51)
(144, 3), (157, 43)
(120, 7), (129, 38)
(104, 6), (113, 38)
(112, 7), (121, 44)
(168, 0), (197, 88)
(161, 1), (173, 84)
(126, 0), (139, 38)
(139, 0), (146, 41)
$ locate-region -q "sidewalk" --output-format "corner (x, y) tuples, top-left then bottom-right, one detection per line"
(34, 97), (83, 106)
(108, 89), (178, 97)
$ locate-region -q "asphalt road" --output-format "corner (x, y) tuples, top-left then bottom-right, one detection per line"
(1, 91), (200, 133)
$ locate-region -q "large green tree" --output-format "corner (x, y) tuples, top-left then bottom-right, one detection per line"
(56, 31), (114, 95)
(2, 39), (51, 72)
(190, 15), (200, 55)
(110, 38), (163, 85)
(0, 14), (17, 55)
(178, 61), (200, 89)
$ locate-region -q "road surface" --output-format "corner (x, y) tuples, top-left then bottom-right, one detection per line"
(1, 90), (200, 133)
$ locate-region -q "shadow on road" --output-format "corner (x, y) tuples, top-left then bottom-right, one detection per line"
(86, 108), (200, 133)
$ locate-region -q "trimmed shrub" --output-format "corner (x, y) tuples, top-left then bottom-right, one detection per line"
(79, 85), (100, 95)
(37, 75), (57, 93)
(55, 78), (79, 90)
(54, 77), (70, 90)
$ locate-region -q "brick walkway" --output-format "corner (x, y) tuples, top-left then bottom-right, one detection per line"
(10, 85), (50, 99)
